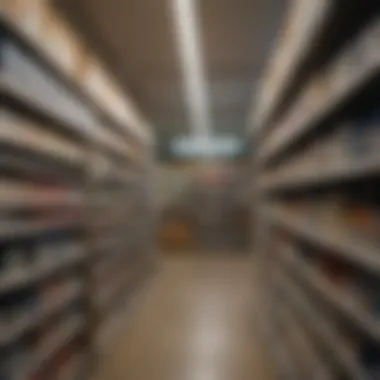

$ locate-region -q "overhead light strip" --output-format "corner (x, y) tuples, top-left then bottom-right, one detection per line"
(170, 0), (211, 137)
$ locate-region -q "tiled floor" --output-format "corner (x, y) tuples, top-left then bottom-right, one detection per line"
(93, 256), (274, 380)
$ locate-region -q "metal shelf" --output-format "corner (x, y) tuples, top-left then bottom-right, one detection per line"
(260, 155), (380, 191)
(0, 286), (82, 346)
(0, 10), (154, 380)
(0, 252), (85, 294)
(260, 19), (380, 166)
(281, 275), (371, 380)
(255, 8), (380, 380)
(279, 304), (334, 380)
(0, 80), (89, 143)
(262, 63), (379, 165)
(254, 3), (380, 141)
(29, 317), (85, 375)
(95, 266), (136, 310)
(0, 219), (81, 241)
(0, 182), (82, 210)
(0, 16), (146, 147)
(254, 1), (332, 136)
(258, 313), (298, 379)
(267, 208), (380, 275)
(290, 258), (380, 343)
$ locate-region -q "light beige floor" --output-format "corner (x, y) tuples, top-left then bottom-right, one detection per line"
(93, 256), (274, 380)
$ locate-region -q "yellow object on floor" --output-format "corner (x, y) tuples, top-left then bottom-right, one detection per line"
(159, 220), (194, 251)
(93, 257), (274, 380)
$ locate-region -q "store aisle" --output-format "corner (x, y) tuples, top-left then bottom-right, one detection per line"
(93, 256), (274, 380)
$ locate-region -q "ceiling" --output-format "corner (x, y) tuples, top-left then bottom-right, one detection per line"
(54, 0), (286, 142)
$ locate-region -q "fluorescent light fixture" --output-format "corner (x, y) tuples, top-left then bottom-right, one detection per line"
(170, 0), (211, 137)
(171, 135), (241, 158)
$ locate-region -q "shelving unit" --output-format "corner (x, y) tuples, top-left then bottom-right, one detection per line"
(88, 137), (153, 351)
(0, 7), (154, 380)
(252, 2), (380, 379)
